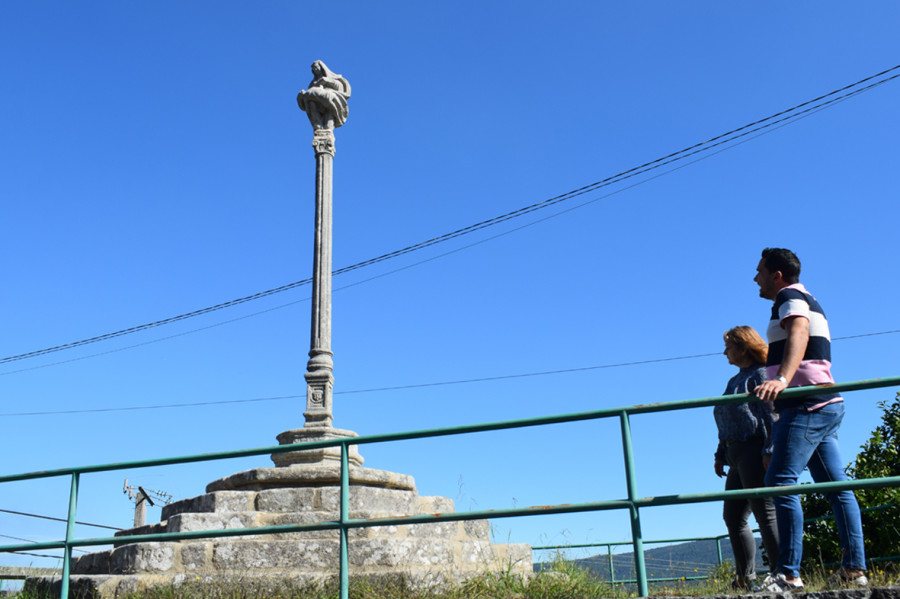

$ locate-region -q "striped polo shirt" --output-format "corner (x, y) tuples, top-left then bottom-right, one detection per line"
(766, 283), (842, 411)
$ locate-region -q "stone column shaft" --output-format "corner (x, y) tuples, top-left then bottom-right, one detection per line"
(304, 129), (336, 428)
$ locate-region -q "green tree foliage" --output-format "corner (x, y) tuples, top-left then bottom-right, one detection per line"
(801, 392), (900, 570)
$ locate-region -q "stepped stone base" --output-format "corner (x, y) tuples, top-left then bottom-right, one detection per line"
(57, 462), (531, 597)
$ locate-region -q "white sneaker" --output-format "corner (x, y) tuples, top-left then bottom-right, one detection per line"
(753, 573), (804, 593)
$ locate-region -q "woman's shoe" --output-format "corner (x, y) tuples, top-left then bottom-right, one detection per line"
(828, 568), (868, 588)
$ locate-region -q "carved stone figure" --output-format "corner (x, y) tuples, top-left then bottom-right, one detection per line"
(297, 60), (351, 130)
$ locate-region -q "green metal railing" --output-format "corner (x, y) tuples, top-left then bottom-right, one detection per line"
(2, 376), (899, 598)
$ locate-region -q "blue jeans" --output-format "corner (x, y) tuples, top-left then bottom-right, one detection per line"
(764, 402), (866, 577)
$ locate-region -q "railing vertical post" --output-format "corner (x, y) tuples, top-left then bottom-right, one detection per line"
(716, 536), (723, 565)
(339, 443), (350, 599)
(60, 472), (79, 599)
(607, 544), (616, 584)
(619, 411), (648, 596)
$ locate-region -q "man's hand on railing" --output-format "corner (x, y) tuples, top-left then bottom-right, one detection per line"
(754, 377), (789, 401)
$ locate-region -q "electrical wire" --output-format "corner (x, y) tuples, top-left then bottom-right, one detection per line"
(0, 297), (309, 377)
(0, 85), (884, 381)
(1, 329), (896, 417)
(0, 508), (121, 531)
(2, 64), (898, 367)
(333, 353), (722, 395)
(0, 87), (863, 379)
(0, 120), (768, 378)
(1, 550), (64, 560)
(0, 534), (39, 544)
(0, 395), (304, 417)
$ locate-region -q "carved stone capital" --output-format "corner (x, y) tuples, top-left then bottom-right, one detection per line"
(311, 129), (335, 156)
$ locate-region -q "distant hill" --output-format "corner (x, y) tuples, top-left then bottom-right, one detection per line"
(536, 536), (769, 582)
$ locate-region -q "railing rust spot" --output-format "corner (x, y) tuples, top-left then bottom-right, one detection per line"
(631, 402), (669, 409)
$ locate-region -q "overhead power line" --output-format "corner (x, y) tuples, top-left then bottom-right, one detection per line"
(0, 508), (121, 531)
(2, 64), (899, 367)
(1, 328), (897, 417)
(0, 548), (65, 559)
(0, 395), (304, 417)
(0, 93), (857, 378)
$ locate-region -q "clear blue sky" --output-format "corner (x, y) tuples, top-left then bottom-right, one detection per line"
(2, 1), (899, 575)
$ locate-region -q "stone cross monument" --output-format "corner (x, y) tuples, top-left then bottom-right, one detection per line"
(271, 60), (362, 467)
(62, 63), (532, 596)
(297, 59), (349, 428)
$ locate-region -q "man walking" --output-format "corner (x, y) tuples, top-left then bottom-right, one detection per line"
(752, 248), (867, 591)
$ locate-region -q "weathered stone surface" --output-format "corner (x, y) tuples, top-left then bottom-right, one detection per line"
(407, 520), (460, 538)
(166, 511), (260, 533)
(162, 490), (257, 520)
(801, 592), (873, 599)
(110, 543), (176, 574)
(206, 464), (416, 492)
(71, 548), (110, 574)
(112, 521), (167, 540)
(212, 540), (340, 571)
(343, 485), (420, 514)
(209, 490), (258, 513)
(179, 542), (210, 571)
(419, 495), (455, 512)
(272, 427), (364, 467)
(492, 542), (533, 568)
(463, 518), (491, 539)
(347, 522), (402, 539)
(455, 539), (494, 565)
(256, 487), (323, 512)
(349, 537), (455, 568)
(255, 485), (421, 515)
(261, 512), (340, 540)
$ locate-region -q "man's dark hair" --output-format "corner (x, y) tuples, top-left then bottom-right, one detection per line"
(761, 247), (801, 284)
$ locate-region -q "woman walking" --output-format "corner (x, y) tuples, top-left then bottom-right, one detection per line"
(713, 326), (780, 589)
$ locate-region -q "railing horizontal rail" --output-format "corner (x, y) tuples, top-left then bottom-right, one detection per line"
(4, 475), (898, 555)
(534, 536), (726, 551)
(534, 503), (899, 556)
(0, 566), (62, 581)
(2, 376), (897, 486)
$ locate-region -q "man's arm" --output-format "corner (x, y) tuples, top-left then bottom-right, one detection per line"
(754, 316), (810, 401)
